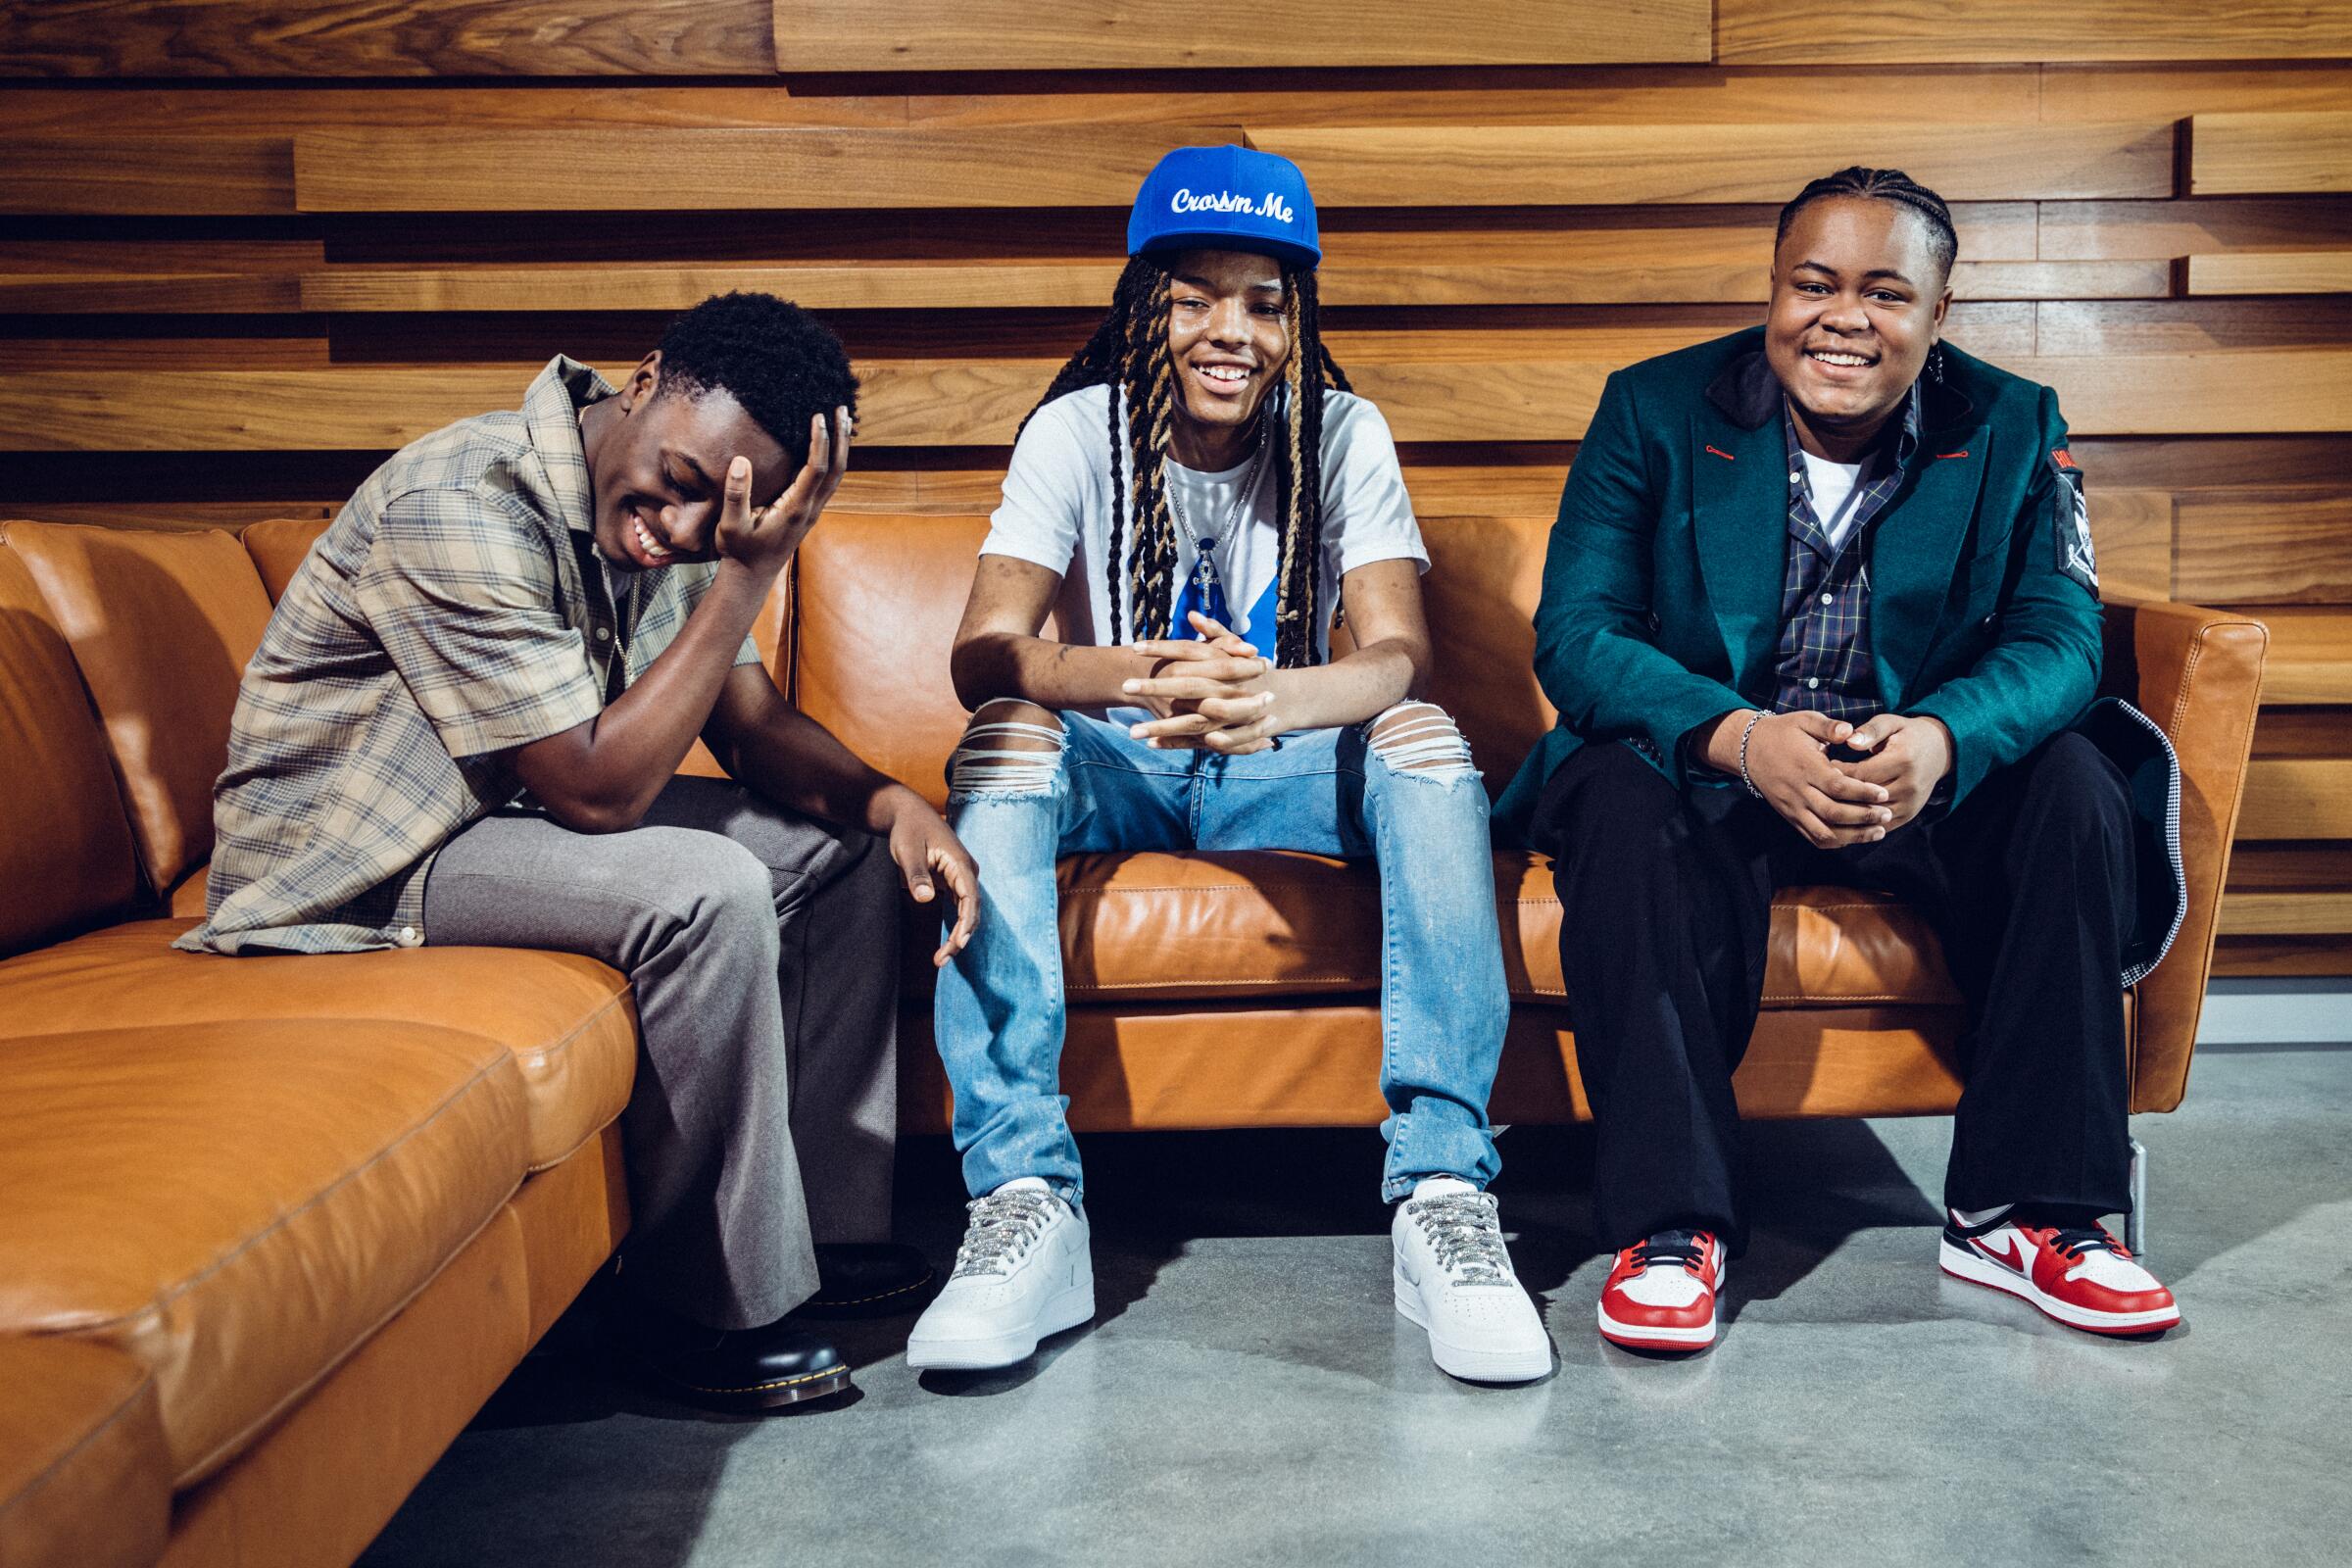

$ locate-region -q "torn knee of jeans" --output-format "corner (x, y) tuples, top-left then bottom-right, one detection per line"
(948, 702), (1065, 795)
(1368, 702), (1478, 782)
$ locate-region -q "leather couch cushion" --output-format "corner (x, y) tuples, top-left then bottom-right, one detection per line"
(918, 850), (1960, 1006)
(899, 1000), (1973, 1135)
(0, 541), (141, 956)
(1502, 858), (1963, 1006)
(795, 514), (992, 809)
(4, 521), (274, 895)
(0, 1337), (170, 1568)
(1055, 851), (1377, 1001)
(0, 1019), (528, 1488)
(240, 515), (328, 603)
(0, 918), (636, 1172)
(793, 513), (1560, 810)
(1341, 514), (1557, 790)
(160, 1210), (532, 1568)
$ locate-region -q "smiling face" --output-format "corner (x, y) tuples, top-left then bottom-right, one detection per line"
(1164, 248), (1294, 466)
(580, 352), (791, 570)
(1765, 196), (1953, 459)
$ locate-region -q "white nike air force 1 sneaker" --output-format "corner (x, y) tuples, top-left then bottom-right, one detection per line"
(1392, 1177), (1554, 1383)
(906, 1178), (1095, 1371)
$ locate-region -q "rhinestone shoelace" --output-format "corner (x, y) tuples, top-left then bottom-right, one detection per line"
(950, 1187), (1062, 1279)
(1408, 1191), (1514, 1286)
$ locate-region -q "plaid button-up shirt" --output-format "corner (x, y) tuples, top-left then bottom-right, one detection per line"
(182, 356), (760, 955)
(1770, 385), (1922, 722)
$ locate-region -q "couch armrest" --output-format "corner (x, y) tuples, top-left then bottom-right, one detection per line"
(0, 1338), (170, 1568)
(2098, 600), (2269, 1112)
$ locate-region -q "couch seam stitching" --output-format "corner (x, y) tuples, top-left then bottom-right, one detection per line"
(50, 1051), (516, 1336)
(171, 1193), (520, 1487)
(512, 986), (630, 1068)
(523, 1105), (628, 1176)
(0, 1364), (158, 1531)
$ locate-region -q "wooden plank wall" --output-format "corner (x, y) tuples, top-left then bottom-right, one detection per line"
(5, 1), (2351, 975)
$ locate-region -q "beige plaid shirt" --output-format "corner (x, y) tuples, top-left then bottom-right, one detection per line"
(183, 356), (760, 955)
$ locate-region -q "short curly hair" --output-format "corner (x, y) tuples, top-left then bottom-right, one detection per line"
(655, 291), (859, 465)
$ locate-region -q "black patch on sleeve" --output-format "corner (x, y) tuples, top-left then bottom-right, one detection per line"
(2049, 450), (2096, 594)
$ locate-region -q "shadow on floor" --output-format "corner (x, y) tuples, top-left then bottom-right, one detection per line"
(367, 1116), (1954, 1564)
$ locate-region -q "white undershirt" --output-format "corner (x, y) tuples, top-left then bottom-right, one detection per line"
(1800, 450), (1870, 553)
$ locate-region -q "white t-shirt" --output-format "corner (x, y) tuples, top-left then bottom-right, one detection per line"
(1799, 450), (1870, 553)
(982, 383), (1427, 689)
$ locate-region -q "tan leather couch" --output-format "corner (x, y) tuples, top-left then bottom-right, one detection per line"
(0, 511), (2266, 1568)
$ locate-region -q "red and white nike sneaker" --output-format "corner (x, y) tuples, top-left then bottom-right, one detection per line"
(1597, 1230), (1725, 1351)
(1939, 1209), (2180, 1336)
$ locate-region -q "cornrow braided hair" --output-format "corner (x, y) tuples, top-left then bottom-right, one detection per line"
(1776, 166), (1959, 282)
(1019, 253), (1351, 667)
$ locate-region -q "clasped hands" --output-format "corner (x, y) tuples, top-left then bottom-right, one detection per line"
(1118, 611), (1284, 756)
(1713, 709), (1954, 850)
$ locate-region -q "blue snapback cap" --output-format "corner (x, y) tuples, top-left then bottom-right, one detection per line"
(1126, 144), (1320, 270)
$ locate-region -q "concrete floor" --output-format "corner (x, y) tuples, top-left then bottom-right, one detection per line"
(361, 1044), (2352, 1567)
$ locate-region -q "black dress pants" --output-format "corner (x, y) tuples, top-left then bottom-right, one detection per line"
(1528, 731), (2136, 1252)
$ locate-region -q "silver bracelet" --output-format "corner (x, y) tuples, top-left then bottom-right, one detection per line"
(1737, 710), (1768, 799)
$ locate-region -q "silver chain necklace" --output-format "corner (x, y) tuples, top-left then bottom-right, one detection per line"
(1166, 425), (1270, 596)
(597, 555), (645, 695)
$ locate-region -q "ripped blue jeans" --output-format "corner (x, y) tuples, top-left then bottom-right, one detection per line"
(932, 701), (1509, 1204)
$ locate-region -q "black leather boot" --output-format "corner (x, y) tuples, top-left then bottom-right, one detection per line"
(604, 1291), (852, 1412)
(800, 1243), (937, 1320)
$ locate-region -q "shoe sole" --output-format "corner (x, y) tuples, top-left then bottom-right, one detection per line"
(671, 1363), (854, 1411)
(1596, 1305), (1716, 1352)
(1393, 1265), (1552, 1383)
(1938, 1240), (2181, 1335)
(796, 1266), (939, 1321)
(905, 1278), (1096, 1372)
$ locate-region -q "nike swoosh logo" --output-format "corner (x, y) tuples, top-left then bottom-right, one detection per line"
(1970, 1232), (2033, 1277)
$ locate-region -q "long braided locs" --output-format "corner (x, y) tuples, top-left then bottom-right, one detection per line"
(1017, 255), (1350, 665)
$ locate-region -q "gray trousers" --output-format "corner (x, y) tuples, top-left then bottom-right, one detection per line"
(423, 775), (900, 1330)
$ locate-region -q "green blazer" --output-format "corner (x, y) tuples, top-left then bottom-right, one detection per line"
(1494, 326), (2186, 985)
(1496, 324), (2101, 829)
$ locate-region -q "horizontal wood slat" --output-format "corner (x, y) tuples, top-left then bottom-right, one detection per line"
(1253, 122), (2175, 206)
(298, 263), (1128, 314)
(2088, 489), (2174, 602)
(0, 270), (306, 314)
(7, 350), (2346, 452)
(0, 77), (2047, 136)
(2238, 759), (2352, 840)
(1, 138), (293, 216)
(2217, 891), (2352, 937)
(2256, 611), (2352, 704)
(2227, 845), (2352, 886)
(2032, 353), (2352, 435)
(294, 125), (1245, 212)
(771, 0), (1711, 72)
(2211, 935), (2352, 976)
(8, 123), (2184, 220)
(2176, 494), (2352, 604)
(0, 2), (772, 78)
(2191, 113), (2352, 196)
(270, 256), (2163, 315)
(1718, 1), (2352, 64)
(2188, 253), (2352, 296)
(2039, 197), (2352, 262)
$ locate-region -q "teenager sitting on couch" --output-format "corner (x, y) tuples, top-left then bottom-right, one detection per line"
(187, 293), (977, 1410)
(905, 145), (1552, 1384)
(1498, 169), (2188, 1353)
